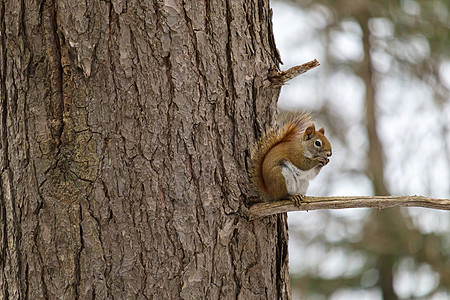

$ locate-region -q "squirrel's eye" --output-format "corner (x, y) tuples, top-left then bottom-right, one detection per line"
(315, 140), (322, 147)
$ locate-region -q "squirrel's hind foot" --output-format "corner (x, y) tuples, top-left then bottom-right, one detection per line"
(289, 194), (304, 207)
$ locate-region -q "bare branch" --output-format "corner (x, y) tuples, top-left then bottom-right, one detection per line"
(266, 59), (320, 87)
(249, 195), (450, 219)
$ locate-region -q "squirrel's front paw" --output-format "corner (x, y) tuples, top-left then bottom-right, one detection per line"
(289, 194), (304, 207)
(316, 157), (329, 166)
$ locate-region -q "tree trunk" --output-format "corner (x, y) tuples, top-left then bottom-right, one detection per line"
(356, 9), (396, 300)
(0, 0), (289, 299)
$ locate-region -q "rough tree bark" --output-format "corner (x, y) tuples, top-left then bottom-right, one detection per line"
(0, 0), (289, 299)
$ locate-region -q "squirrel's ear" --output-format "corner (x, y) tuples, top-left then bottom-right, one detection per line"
(304, 124), (316, 139)
(318, 127), (325, 134)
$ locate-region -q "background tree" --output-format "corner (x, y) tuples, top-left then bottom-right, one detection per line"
(0, 0), (292, 298)
(272, 0), (450, 299)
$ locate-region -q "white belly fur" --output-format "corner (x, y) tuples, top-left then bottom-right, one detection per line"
(281, 160), (320, 195)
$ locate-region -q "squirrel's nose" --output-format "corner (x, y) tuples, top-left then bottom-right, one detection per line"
(327, 151), (332, 157)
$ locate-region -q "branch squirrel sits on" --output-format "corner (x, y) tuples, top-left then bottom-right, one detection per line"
(249, 112), (332, 206)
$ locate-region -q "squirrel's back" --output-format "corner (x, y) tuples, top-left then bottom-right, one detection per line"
(249, 111), (312, 194)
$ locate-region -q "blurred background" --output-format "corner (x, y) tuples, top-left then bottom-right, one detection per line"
(270, 0), (450, 299)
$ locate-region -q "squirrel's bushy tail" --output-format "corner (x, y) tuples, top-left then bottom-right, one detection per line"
(249, 111), (312, 194)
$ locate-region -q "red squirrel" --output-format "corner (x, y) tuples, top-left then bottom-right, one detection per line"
(249, 112), (332, 206)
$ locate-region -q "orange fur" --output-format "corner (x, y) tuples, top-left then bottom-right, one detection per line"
(249, 112), (313, 194)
